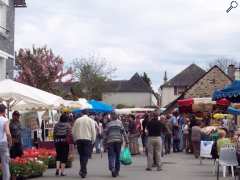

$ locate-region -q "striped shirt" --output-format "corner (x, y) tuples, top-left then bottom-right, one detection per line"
(53, 122), (71, 141)
(104, 119), (128, 144)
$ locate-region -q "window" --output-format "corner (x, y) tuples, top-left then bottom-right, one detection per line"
(0, 1), (7, 35)
(174, 87), (178, 95)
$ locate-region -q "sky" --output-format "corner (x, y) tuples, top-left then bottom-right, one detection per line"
(15, 0), (240, 90)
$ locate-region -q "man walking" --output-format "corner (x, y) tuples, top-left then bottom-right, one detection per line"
(104, 113), (128, 177)
(146, 112), (164, 171)
(0, 104), (12, 180)
(72, 110), (96, 178)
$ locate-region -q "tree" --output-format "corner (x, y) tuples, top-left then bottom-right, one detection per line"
(72, 56), (116, 100)
(208, 57), (239, 73)
(141, 72), (152, 87)
(15, 46), (73, 94)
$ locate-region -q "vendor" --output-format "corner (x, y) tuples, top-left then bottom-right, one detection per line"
(217, 129), (231, 155)
(10, 111), (23, 158)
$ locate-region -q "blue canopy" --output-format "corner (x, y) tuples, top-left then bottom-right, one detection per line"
(72, 100), (113, 114)
(212, 80), (240, 103)
(227, 107), (240, 115)
(88, 100), (113, 113)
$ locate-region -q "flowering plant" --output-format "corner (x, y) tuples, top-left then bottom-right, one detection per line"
(9, 157), (47, 178)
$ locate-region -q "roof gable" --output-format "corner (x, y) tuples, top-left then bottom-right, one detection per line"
(162, 65), (232, 113)
(104, 73), (153, 93)
(161, 64), (206, 88)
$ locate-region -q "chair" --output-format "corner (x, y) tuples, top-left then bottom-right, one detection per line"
(217, 145), (238, 178)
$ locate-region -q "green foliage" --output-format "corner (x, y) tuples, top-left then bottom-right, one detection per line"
(72, 55), (116, 100)
(141, 72), (152, 87)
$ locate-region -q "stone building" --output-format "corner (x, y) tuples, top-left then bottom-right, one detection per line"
(0, 0), (26, 80)
(159, 64), (206, 107)
(163, 65), (232, 114)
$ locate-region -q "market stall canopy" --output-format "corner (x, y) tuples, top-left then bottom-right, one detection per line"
(60, 98), (92, 110)
(213, 113), (233, 119)
(213, 80), (240, 102)
(227, 107), (240, 115)
(115, 108), (155, 115)
(177, 98), (215, 107)
(177, 98), (194, 106)
(0, 79), (63, 110)
(88, 100), (113, 113)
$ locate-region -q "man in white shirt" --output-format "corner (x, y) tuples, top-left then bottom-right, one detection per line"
(0, 104), (12, 180)
(72, 110), (96, 178)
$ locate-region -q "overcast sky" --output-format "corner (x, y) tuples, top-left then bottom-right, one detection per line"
(15, 0), (240, 90)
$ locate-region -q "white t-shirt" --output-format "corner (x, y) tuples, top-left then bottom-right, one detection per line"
(0, 116), (8, 143)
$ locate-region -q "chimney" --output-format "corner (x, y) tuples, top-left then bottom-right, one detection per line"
(227, 64), (235, 80)
(164, 71), (168, 83)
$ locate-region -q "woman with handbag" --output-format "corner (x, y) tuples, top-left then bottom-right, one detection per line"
(53, 114), (73, 176)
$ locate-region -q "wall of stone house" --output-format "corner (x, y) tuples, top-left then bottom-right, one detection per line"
(160, 87), (180, 108)
(184, 67), (231, 98)
(102, 92), (156, 107)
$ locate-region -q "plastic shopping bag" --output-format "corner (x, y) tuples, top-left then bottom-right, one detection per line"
(120, 147), (132, 165)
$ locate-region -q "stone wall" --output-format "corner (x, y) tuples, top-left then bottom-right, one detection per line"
(184, 67), (231, 98)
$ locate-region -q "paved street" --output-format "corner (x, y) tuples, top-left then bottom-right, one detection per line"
(36, 152), (231, 180)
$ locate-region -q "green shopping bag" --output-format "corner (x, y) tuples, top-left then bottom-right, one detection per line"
(120, 147), (132, 165)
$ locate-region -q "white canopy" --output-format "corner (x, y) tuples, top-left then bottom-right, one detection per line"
(115, 108), (155, 115)
(60, 98), (92, 110)
(0, 79), (64, 111)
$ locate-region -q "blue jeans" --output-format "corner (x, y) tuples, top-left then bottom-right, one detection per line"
(95, 136), (102, 153)
(107, 142), (122, 172)
(0, 142), (10, 180)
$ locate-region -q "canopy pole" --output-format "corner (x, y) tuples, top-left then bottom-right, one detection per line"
(7, 101), (10, 119)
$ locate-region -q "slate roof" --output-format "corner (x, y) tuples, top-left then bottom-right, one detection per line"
(104, 73), (153, 93)
(161, 64), (206, 88)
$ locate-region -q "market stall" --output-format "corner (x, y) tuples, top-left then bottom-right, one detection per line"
(115, 108), (155, 115)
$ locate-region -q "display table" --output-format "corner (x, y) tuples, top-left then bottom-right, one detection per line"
(38, 141), (55, 149)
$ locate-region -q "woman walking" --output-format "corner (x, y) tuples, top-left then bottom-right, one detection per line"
(53, 114), (73, 176)
(128, 115), (140, 155)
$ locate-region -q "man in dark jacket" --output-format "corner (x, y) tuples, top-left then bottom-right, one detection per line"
(146, 112), (165, 171)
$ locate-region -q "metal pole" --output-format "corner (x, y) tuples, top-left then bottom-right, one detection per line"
(217, 160), (219, 180)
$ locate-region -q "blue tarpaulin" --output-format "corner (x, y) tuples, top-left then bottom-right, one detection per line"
(212, 80), (240, 103)
(72, 100), (113, 114)
(88, 100), (113, 113)
(227, 107), (240, 115)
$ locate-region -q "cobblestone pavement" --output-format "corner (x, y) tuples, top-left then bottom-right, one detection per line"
(36, 152), (233, 180)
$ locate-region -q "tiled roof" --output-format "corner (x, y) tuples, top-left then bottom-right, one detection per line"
(161, 64), (206, 88)
(104, 73), (153, 93)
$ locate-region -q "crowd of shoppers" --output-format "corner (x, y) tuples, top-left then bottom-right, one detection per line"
(3, 102), (240, 179)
